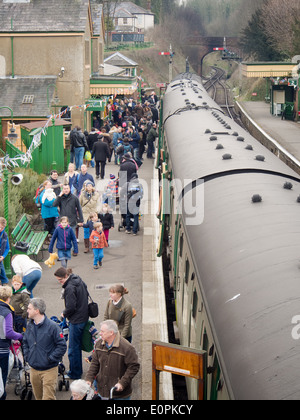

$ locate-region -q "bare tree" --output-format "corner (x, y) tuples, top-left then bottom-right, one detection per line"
(102, 0), (121, 46)
(261, 0), (300, 57)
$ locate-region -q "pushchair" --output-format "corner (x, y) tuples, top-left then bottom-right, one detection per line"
(8, 341), (33, 400)
(50, 316), (70, 392)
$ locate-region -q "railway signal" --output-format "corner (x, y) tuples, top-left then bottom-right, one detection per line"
(159, 45), (175, 83)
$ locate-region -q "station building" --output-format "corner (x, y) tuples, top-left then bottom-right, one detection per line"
(242, 61), (300, 121)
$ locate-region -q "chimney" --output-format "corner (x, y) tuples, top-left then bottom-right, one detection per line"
(147, 0), (151, 11)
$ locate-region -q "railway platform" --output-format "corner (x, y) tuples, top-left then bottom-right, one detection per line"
(5, 156), (173, 401)
(236, 101), (300, 171)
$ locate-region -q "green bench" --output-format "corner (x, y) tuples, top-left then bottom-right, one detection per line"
(11, 214), (48, 261)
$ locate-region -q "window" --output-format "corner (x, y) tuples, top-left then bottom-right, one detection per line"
(179, 234), (184, 258)
(192, 290), (198, 319)
(184, 259), (190, 284)
(123, 18), (128, 25)
(22, 95), (34, 104)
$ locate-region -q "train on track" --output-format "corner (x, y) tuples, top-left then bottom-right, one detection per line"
(157, 72), (300, 400)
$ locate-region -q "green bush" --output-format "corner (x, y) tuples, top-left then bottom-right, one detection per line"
(0, 167), (46, 233)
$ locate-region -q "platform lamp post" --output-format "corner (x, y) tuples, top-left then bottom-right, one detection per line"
(47, 83), (59, 170)
(138, 68), (144, 102)
(0, 106), (19, 278)
(51, 116), (57, 171)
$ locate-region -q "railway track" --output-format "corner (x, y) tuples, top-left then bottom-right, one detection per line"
(203, 66), (241, 123)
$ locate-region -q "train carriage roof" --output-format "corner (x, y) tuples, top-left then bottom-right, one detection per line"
(163, 74), (299, 184)
(165, 73), (300, 400)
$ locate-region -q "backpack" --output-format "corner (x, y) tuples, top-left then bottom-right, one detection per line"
(123, 144), (131, 154)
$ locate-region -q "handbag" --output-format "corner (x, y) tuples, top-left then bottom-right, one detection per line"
(88, 292), (99, 319)
(14, 241), (29, 253)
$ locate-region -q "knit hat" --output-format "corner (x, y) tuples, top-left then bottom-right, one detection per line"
(110, 174), (116, 180)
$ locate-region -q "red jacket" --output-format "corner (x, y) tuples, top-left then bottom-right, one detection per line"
(89, 230), (108, 249)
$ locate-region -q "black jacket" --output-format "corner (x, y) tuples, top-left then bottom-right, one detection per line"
(53, 192), (84, 226)
(119, 158), (137, 186)
(62, 274), (89, 324)
(87, 132), (99, 151)
(92, 140), (110, 162)
(98, 212), (114, 230)
(71, 129), (88, 149)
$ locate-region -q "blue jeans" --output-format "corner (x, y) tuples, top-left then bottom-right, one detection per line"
(23, 269), (42, 297)
(83, 227), (90, 240)
(0, 261), (8, 285)
(68, 322), (87, 379)
(0, 353), (9, 400)
(74, 147), (85, 170)
(93, 248), (104, 266)
(126, 213), (139, 234)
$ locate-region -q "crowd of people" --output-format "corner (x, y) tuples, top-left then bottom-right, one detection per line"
(0, 93), (159, 401)
(69, 95), (159, 175)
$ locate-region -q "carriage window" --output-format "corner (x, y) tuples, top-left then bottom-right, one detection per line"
(185, 259), (190, 284)
(192, 290), (198, 319)
(179, 234), (184, 258)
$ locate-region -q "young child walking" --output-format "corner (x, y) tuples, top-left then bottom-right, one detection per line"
(89, 222), (108, 270)
(48, 216), (78, 268)
(80, 212), (99, 254)
(98, 204), (114, 245)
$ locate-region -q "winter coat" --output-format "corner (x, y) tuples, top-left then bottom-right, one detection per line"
(80, 190), (100, 223)
(119, 158), (137, 185)
(39, 189), (59, 219)
(92, 139), (110, 162)
(87, 131), (99, 151)
(49, 224), (78, 254)
(0, 230), (9, 259)
(146, 126), (158, 143)
(89, 230), (108, 249)
(85, 332), (140, 399)
(98, 212), (114, 231)
(23, 316), (67, 371)
(71, 129), (88, 149)
(128, 129), (140, 149)
(104, 297), (133, 339)
(0, 300), (23, 355)
(53, 192), (84, 227)
(73, 173), (95, 197)
(62, 274), (89, 324)
(11, 255), (42, 277)
(10, 285), (31, 318)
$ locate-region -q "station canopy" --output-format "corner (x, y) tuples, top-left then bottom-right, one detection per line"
(242, 62), (298, 78)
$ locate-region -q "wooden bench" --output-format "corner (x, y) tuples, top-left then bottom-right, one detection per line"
(11, 214), (48, 261)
